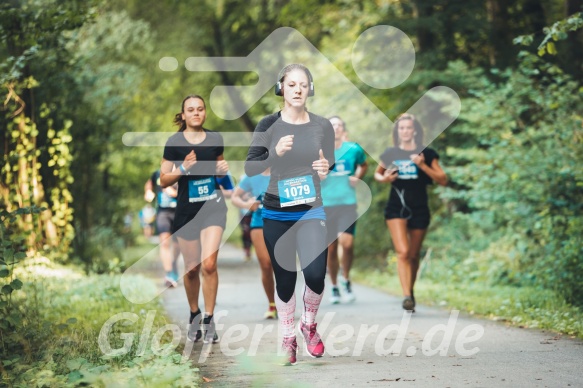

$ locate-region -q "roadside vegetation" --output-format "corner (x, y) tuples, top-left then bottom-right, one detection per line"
(1, 0), (582, 384)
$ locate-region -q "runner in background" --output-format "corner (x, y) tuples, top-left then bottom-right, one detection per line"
(138, 203), (156, 238)
(239, 173), (254, 262)
(145, 170), (180, 287)
(374, 113), (447, 312)
(231, 168), (277, 319)
(321, 116), (367, 304)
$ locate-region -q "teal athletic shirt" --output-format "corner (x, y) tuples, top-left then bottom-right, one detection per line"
(321, 141), (366, 207)
(238, 174), (270, 228)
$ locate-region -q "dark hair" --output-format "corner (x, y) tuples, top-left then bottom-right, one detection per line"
(173, 95), (206, 132)
(392, 113), (424, 147)
(328, 115), (347, 132)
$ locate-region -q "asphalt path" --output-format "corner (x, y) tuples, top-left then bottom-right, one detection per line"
(161, 244), (583, 387)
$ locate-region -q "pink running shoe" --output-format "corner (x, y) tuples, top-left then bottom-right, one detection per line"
(281, 337), (297, 366)
(300, 322), (325, 358)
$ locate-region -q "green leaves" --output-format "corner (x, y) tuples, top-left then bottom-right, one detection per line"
(535, 12), (583, 56)
(536, 40), (559, 56)
(0, 206), (47, 360)
(438, 49), (583, 306)
(11, 279), (23, 290)
(513, 34), (534, 46)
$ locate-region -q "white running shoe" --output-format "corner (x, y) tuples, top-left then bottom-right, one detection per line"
(164, 275), (178, 288)
(330, 287), (341, 304)
(342, 280), (356, 303)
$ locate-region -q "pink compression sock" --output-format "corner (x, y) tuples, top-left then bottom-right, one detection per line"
(301, 285), (323, 325)
(275, 292), (296, 338)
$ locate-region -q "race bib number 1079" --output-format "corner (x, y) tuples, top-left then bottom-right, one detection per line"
(277, 175), (316, 207)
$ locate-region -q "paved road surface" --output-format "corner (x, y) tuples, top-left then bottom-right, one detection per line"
(161, 244), (583, 387)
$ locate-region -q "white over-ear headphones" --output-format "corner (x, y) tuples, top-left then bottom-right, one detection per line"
(275, 64), (314, 96)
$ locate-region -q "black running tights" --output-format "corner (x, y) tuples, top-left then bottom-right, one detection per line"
(263, 218), (328, 303)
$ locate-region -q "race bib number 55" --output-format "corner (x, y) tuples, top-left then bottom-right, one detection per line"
(188, 178), (217, 202)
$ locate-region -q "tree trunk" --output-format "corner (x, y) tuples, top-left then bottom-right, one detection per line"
(564, 0), (583, 78)
(566, 0), (583, 14)
(523, 0), (546, 34)
(5, 107), (59, 252)
(411, 0), (435, 53)
(486, 0), (512, 68)
(16, 115), (35, 247)
(210, 17), (256, 132)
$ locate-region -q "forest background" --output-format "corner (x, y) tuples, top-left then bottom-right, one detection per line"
(1, 0), (582, 386)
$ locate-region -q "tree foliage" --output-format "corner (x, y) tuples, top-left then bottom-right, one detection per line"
(439, 55), (583, 304)
(0, 0), (95, 255)
(515, 11), (583, 56)
(1, 0), (582, 306)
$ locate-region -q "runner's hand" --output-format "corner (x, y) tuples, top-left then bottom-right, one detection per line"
(144, 190), (155, 202)
(183, 150), (197, 169)
(410, 152), (425, 167)
(247, 199), (260, 212)
(275, 135), (294, 156)
(349, 176), (359, 187)
(313, 149), (329, 175)
(383, 168), (399, 183)
(216, 159), (229, 175)
(163, 186), (178, 198)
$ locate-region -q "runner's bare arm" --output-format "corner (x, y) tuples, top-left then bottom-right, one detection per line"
(231, 187), (259, 211)
(160, 158), (181, 188)
(216, 154), (229, 178)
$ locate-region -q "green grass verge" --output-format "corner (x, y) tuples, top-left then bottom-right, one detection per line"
(121, 236), (158, 268)
(2, 257), (199, 387)
(352, 267), (583, 339)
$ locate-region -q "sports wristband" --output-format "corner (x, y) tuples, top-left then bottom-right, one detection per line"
(179, 164), (187, 174)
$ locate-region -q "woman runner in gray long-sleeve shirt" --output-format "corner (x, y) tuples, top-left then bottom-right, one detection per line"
(245, 64), (335, 366)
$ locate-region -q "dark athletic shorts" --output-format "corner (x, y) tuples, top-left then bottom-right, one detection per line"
(324, 205), (358, 243)
(156, 209), (175, 234)
(385, 203), (430, 230)
(172, 203), (227, 241)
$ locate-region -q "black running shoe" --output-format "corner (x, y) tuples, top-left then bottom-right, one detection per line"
(402, 296), (415, 312)
(187, 311), (202, 342)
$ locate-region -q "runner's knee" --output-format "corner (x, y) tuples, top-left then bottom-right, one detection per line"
(258, 259), (272, 273)
(304, 273), (325, 295)
(201, 260), (217, 275)
(395, 248), (408, 260)
(408, 252), (420, 263)
(184, 266), (200, 280)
